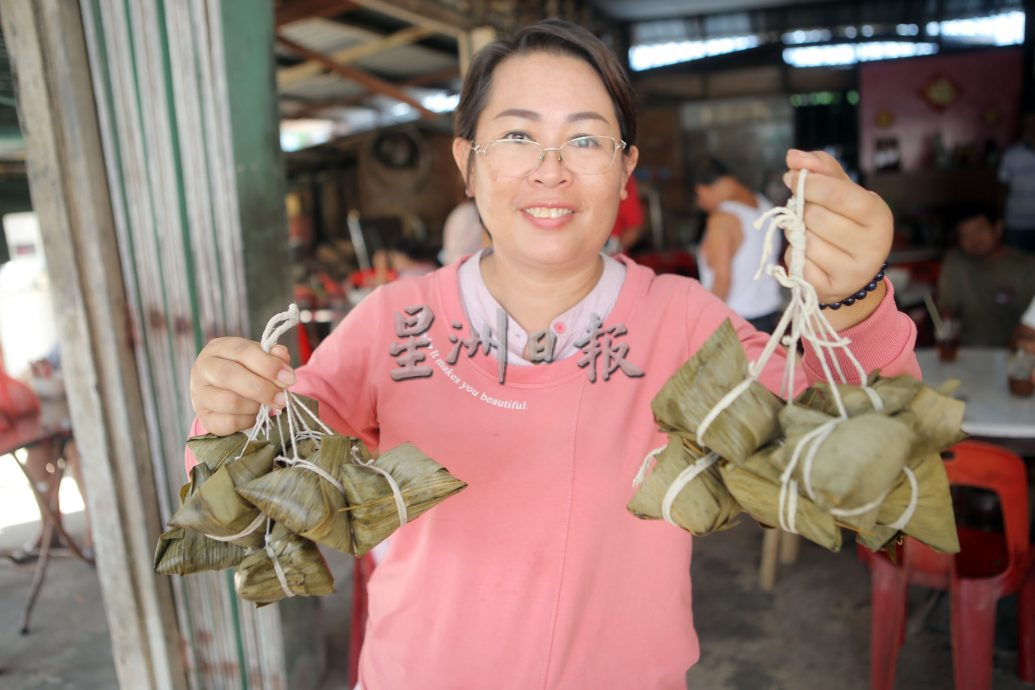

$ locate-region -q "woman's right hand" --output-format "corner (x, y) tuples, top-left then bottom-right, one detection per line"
(189, 337), (296, 436)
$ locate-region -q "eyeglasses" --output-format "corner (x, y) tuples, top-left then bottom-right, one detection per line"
(472, 135), (627, 177)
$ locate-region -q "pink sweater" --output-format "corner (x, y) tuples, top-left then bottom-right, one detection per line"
(190, 257), (918, 690)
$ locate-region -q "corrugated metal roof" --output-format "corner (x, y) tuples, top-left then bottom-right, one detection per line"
(275, 17), (460, 118)
(350, 44), (457, 77)
(277, 18), (377, 58)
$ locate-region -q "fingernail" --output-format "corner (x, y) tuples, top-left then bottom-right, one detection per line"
(277, 368), (295, 385)
(789, 148), (807, 156)
(274, 392), (286, 407)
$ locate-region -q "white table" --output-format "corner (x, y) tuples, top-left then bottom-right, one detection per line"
(915, 348), (1035, 453)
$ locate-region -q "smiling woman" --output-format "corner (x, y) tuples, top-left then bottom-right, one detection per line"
(188, 19), (922, 690)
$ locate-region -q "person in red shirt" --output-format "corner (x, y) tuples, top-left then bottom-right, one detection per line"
(606, 176), (646, 253)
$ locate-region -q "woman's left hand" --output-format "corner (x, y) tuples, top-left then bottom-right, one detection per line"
(783, 149), (893, 330)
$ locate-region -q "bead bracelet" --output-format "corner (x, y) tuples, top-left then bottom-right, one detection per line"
(818, 262), (889, 311)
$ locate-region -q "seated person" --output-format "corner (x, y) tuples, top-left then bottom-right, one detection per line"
(937, 205), (1035, 347)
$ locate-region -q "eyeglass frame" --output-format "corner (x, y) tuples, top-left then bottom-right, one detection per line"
(470, 135), (628, 177)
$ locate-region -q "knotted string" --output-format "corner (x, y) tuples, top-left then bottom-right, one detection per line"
(350, 446), (409, 528)
(264, 519), (295, 599)
(265, 308), (409, 531)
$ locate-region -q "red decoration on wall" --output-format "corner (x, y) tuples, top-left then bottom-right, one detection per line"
(920, 74), (962, 111)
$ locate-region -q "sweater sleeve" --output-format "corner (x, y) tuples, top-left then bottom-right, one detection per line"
(182, 288), (388, 477)
(291, 287), (386, 451)
(800, 278), (920, 384)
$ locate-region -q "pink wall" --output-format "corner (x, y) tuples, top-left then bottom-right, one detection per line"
(859, 48), (1023, 173)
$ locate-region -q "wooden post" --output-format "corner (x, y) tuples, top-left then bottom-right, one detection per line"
(5, 0), (324, 687)
(459, 26), (497, 78)
(758, 527), (780, 591)
(0, 1), (187, 688)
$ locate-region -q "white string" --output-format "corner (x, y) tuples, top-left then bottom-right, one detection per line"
(265, 542), (295, 599)
(289, 393), (335, 436)
(277, 455), (346, 494)
(633, 445), (667, 488)
(261, 303), (300, 353)
(350, 445), (409, 527)
(795, 419), (842, 502)
(661, 453), (720, 526)
(885, 466), (919, 531)
(258, 518), (294, 599)
(778, 478), (800, 533)
(695, 378), (754, 447)
(205, 512), (266, 543)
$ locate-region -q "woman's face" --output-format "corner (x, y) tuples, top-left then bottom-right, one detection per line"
(453, 52), (637, 274)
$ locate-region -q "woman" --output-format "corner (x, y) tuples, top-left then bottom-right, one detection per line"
(189, 20), (918, 690)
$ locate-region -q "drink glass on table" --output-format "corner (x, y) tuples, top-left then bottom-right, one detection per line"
(1007, 349), (1035, 398)
(934, 318), (960, 362)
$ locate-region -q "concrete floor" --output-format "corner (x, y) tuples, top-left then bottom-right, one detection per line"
(686, 520), (1030, 690)
(0, 512), (118, 690)
(1, 496), (1031, 689)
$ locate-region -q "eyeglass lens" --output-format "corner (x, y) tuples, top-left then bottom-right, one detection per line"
(483, 137), (619, 176)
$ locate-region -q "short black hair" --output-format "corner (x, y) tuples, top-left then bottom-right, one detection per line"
(951, 204), (1000, 228)
(690, 155), (732, 186)
(392, 237), (437, 263)
(456, 19), (637, 147)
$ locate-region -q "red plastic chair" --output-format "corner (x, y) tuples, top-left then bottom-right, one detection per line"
(863, 441), (1035, 690)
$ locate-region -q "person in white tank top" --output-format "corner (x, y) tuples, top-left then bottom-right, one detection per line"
(693, 156), (784, 332)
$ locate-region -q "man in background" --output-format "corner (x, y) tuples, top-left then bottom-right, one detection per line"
(693, 156), (783, 333)
(938, 206), (1035, 346)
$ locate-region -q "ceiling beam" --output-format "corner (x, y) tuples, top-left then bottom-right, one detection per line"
(276, 33), (438, 121)
(275, 0), (358, 27)
(281, 65), (459, 119)
(278, 25), (436, 89)
(343, 0), (469, 37)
